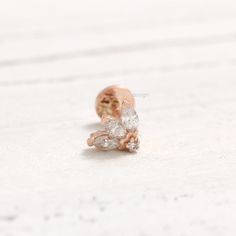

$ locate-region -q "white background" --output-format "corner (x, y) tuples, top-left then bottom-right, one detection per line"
(0, 0), (236, 235)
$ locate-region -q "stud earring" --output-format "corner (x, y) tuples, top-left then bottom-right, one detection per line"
(87, 85), (140, 152)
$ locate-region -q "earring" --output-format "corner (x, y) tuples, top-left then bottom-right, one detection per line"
(87, 85), (140, 152)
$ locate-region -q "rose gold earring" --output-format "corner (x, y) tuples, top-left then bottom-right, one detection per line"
(87, 85), (139, 152)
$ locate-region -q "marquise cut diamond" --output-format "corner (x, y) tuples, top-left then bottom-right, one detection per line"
(105, 120), (127, 138)
(94, 136), (119, 150)
(121, 108), (139, 131)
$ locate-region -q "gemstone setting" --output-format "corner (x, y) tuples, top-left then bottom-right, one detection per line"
(88, 106), (139, 152)
(105, 119), (127, 138)
(127, 139), (139, 152)
(94, 135), (119, 150)
(121, 108), (139, 131)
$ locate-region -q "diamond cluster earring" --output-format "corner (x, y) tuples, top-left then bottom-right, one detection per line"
(87, 85), (140, 152)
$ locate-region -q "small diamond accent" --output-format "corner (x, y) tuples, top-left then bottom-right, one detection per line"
(121, 108), (139, 131)
(127, 140), (139, 152)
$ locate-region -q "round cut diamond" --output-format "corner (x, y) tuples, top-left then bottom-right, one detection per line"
(105, 120), (126, 138)
(121, 108), (139, 131)
(94, 136), (119, 150)
(127, 140), (139, 152)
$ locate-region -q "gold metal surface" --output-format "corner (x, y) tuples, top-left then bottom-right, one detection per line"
(95, 85), (135, 118)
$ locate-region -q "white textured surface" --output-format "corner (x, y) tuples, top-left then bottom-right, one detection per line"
(1, 0), (236, 235)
